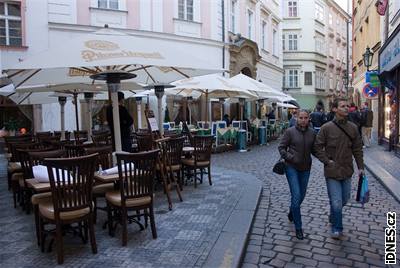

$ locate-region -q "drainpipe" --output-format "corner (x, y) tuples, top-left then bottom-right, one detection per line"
(221, 0), (225, 71)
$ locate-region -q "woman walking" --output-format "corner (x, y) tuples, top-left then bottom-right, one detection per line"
(278, 110), (316, 239)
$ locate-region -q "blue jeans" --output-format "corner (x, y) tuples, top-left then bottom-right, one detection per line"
(325, 178), (351, 232)
(285, 165), (310, 230)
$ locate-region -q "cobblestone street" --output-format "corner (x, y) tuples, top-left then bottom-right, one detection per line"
(213, 141), (400, 268)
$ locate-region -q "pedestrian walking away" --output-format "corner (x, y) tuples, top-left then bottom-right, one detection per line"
(313, 97), (364, 239)
(310, 104), (327, 133)
(361, 102), (373, 147)
(278, 110), (316, 240)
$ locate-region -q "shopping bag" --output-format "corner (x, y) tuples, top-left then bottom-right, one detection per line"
(356, 174), (369, 204)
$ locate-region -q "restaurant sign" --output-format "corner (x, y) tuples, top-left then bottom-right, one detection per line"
(380, 29), (400, 73)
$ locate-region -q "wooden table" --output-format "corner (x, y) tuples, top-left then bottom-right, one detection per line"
(94, 173), (120, 183)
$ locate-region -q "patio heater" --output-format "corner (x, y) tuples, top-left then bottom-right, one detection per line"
(238, 97), (247, 153)
(143, 83), (175, 135)
(84, 92), (94, 141)
(135, 96), (142, 129)
(219, 98), (225, 121)
(72, 92), (80, 133)
(239, 97), (245, 120)
(58, 96), (67, 140)
(187, 96), (193, 125)
(90, 71), (137, 152)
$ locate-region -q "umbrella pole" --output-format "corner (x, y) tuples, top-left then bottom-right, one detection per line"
(157, 96), (163, 135)
(58, 97), (66, 140)
(205, 90), (208, 125)
(137, 101), (142, 129)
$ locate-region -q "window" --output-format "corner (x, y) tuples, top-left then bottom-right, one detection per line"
(315, 35), (324, 53)
(304, 72), (312, 85)
(287, 69), (299, 88)
(178, 0), (194, 21)
(329, 45), (333, 57)
(283, 72), (286, 88)
(315, 3), (324, 21)
(0, 2), (22, 46)
(282, 34), (285, 51)
(329, 13), (333, 25)
(262, 21), (267, 50)
(336, 74), (340, 89)
(231, 0), (236, 33)
(288, 34), (298, 51)
(273, 29), (278, 55)
(98, 0), (118, 9)
(336, 48), (341, 60)
(288, 1), (298, 17)
(336, 17), (340, 26)
(329, 73), (334, 89)
(248, 10), (253, 39)
(316, 70), (325, 89)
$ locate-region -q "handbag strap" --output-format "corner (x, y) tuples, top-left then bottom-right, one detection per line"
(332, 121), (353, 142)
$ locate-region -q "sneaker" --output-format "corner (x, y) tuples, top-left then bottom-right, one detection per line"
(331, 231), (341, 239)
(295, 229), (304, 240)
(288, 211), (293, 222)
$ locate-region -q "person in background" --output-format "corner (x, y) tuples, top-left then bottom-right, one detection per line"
(326, 106), (335, 122)
(361, 102), (373, 147)
(348, 103), (362, 136)
(310, 105), (327, 133)
(267, 109), (276, 122)
(289, 110), (298, 127)
(278, 110), (316, 240)
(314, 98), (364, 239)
(106, 91), (134, 152)
(223, 114), (230, 127)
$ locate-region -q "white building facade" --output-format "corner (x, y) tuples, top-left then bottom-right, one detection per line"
(0, 0), (283, 132)
(282, 0), (350, 110)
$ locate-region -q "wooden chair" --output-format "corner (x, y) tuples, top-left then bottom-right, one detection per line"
(39, 153), (98, 264)
(73, 130), (88, 142)
(136, 133), (154, 151)
(35, 131), (52, 142)
(26, 150), (66, 246)
(53, 131), (71, 141)
(92, 132), (112, 146)
(84, 146), (114, 222)
(65, 143), (93, 158)
(106, 149), (159, 246)
(182, 135), (213, 188)
(155, 137), (184, 210)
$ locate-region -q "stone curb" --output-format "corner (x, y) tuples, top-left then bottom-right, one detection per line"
(203, 173), (263, 268)
(364, 154), (400, 203)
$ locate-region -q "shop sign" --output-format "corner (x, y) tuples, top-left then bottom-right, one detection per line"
(380, 30), (400, 73)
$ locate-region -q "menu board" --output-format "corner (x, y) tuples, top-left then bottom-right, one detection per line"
(148, 117), (159, 131)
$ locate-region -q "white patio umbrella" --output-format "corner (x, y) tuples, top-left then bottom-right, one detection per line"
(277, 102), (298, 109)
(168, 73), (256, 122)
(228, 74), (288, 99)
(2, 25), (222, 151)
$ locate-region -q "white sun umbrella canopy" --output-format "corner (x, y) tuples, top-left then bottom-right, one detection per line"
(168, 73), (257, 123)
(228, 74), (288, 99)
(3, 26), (222, 152)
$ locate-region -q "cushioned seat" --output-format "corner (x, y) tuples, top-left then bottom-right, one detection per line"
(156, 163), (181, 172)
(181, 159), (210, 167)
(31, 192), (52, 205)
(39, 200), (90, 220)
(93, 183), (114, 195)
(105, 190), (151, 207)
(11, 172), (23, 182)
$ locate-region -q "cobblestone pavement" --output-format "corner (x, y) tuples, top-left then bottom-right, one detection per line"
(0, 155), (257, 267)
(212, 141), (400, 268)
(364, 142), (400, 181)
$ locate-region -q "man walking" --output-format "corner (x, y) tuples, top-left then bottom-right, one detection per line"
(310, 105), (326, 132)
(314, 98), (364, 239)
(361, 102), (374, 147)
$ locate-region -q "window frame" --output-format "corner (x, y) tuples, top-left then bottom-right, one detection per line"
(273, 28), (278, 56)
(329, 13), (333, 25)
(287, 69), (299, 88)
(315, 70), (325, 89)
(178, 0), (194, 21)
(0, 2), (22, 47)
(304, 72), (312, 86)
(230, 0), (236, 33)
(288, 33), (298, 51)
(262, 20), (267, 50)
(98, 0), (119, 10)
(315, 3), (324, 22)
(288, 0), (298, 17)
(247, 9), (253, 40)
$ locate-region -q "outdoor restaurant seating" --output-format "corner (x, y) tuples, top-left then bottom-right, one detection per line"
(91, 131), (112, 146)
(106, 149), (159, 246)
(182, 135), (213, 188)
(136, 133), (155, 151)
(39, 153), (98, 264)
(73, 130), (88, 142)
(84, 145), (114, 222)
(53, 131), (71, 140)
(65, 143), (94, 158)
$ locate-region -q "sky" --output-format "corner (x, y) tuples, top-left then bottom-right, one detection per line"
(334, 0), (350, 13)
